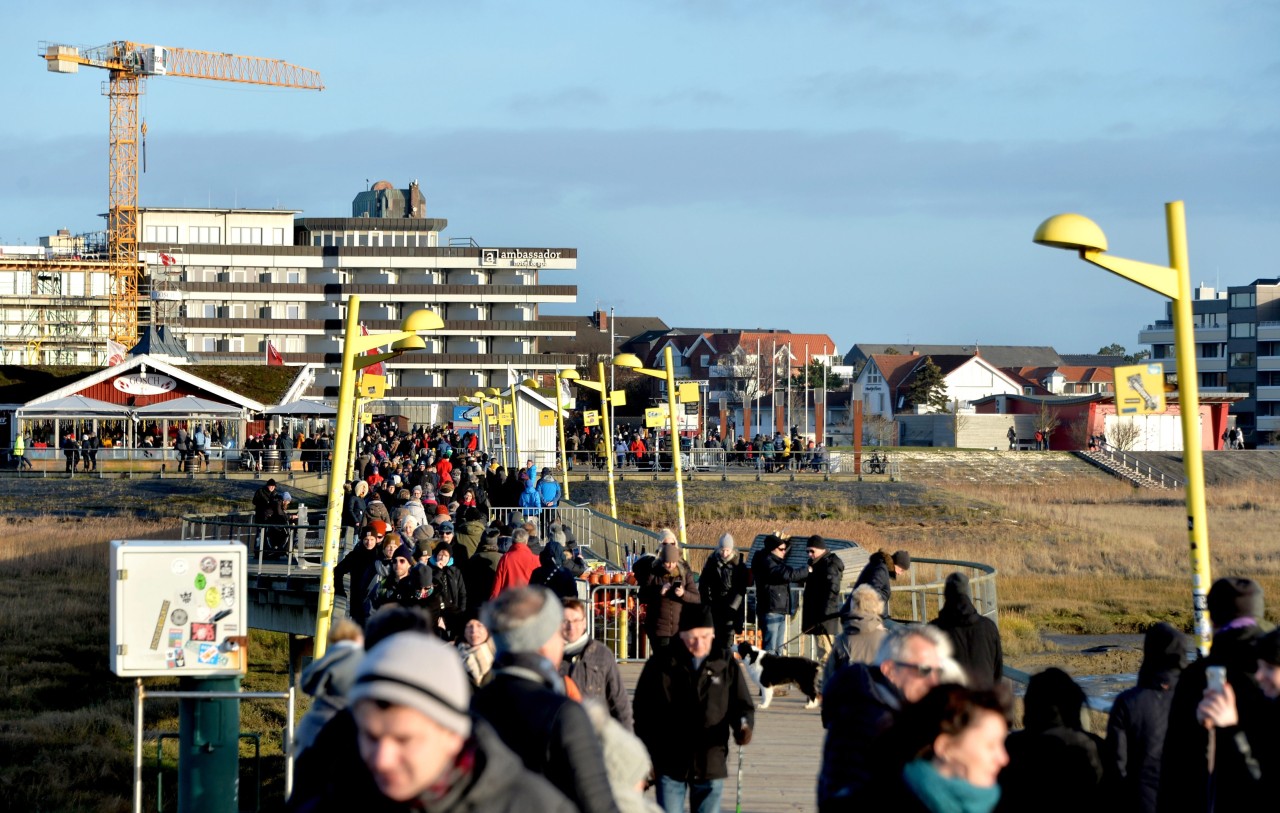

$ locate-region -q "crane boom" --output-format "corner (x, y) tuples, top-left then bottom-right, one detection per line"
(40, 41), (322, 347)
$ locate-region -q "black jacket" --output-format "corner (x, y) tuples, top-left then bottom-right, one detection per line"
(288, 711), (576, 813)
(333, 544), (378, 623)
(750, 549), (807, 617)
(700, 552), (749, 633)
(997, 669), (1104, 813)
(632, 642), (754, 782)
(1103, 622), (1186, 813)
(802, 552), (845, 635)
(431, 563), (468, 633)
(472, 652), (619, 813)
(931, 593), (1003, 688)
(1157, 623), (1271, 813)
(341, 493), (366, 529)
(529, 540), (578, 599)
(851, 551), (893, 616)
(818, 662), (903, 808)
(462, 545), (502, 612)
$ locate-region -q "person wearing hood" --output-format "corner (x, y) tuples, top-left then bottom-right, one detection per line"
(293, 620), (364, 759)
(372, 544), (433, 612)
(472, 586), (621, 813)
(536, 469), (562, 532)
(1158, 577), (1271, 813)
(823, 585), (888, 693)
(996, 667), (1103, 813)
(1103, 622), (1188, 813)
(464, 528), (503, 611)
(930, 571), (1003, 688)
(489, 527), (540, 599)
(428, 541), (467, 638)
(531, 538), (579, 598)
(519, 476), (543, 518)
(560, 598), (633, 731)
(700, 532), (749, 657)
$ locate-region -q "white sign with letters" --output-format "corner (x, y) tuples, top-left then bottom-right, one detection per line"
(113, 373), (178, 396)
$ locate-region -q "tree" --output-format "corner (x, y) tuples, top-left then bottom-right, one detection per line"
(905, 357), (949, 413)
(1035, 400), (1062, 449)
(1108, 418), (1144, 451)
(790, 359), (845, 390)
(949, 398), (971, 447)
(1098, 343), (1151, 364)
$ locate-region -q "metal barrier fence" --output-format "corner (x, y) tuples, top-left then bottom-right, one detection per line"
(558, 447), (898, 479)
(181, 510), (336, 576)
(1, 446), (329, 478)
(587, 556), (998, 663)
(484, 503), (662, 567)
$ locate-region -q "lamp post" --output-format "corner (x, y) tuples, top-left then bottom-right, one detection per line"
(555, 367), (571, 501)
(562, 363), (618, 520)
(1033, 201), (1212, 654)
(614, 347), (687, 545)
(314, 294), (442, 657)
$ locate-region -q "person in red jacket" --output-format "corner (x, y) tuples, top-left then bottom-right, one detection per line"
(489, 527), (540, 599)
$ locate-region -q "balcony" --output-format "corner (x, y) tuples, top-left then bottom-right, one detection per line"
(1258, 355), (1280, 372)
(1257, 386), (1280, 402)
(1256, 415), (1280, 432)
(1259, 322), (1280, 340)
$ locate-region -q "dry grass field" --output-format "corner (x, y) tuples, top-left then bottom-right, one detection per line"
(0, 515), (293, 812)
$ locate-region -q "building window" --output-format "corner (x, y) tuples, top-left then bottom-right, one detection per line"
(359, 234), (370, 247)
(1231, 352), (1256, 369)
(287, 271), (300, 284)
(1230, 322), (1257, 339)
(143, 225), (179, 243)
(286, 305), (301, 319)
(1231, 292), (1257, 308)
(203, 304), (216, 318)
(274, 228), (285, 245)
(1200, 372), (1227, 388)
(202, 337), (216, 352)
(322, 234), (333, 247)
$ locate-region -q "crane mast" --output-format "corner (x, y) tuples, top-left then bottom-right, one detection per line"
(41, 41), (323, 347)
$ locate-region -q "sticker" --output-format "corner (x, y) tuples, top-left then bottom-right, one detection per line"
(194, 574), (206, 590)
(150, 600), (171, 651)
(179, 591), (193, 605)
(190, 622), (216, 642)
(220, 585), (235, 605)
(171, 609), (188, 626)
(219, 560), (234, 578)
(195, 606), (211, 622)
(217, 654), (230, 667)
(205, 587), (222, 608)
(200, 556), (217, 574)
(212, 608), (232, 623)
(168, 629), (184, 649)
(197, 643), (219, 665)
(167, 648), (185, 668)
(171, 559), (188, 576)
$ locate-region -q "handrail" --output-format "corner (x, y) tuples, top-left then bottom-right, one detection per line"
(1097, 448), (1185, 488)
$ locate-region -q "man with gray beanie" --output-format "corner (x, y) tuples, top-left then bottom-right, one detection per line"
(1158, 577), (1270, 813)
(287, 631), (574, 812)
(472, 586), (620, 813)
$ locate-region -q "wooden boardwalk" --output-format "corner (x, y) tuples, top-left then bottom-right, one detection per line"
(619, 663), (824, 813)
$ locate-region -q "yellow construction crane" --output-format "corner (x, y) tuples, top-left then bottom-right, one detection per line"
(40, 41), (323, 347)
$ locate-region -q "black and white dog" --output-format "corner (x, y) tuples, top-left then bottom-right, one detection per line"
(736, 642), (821, 709)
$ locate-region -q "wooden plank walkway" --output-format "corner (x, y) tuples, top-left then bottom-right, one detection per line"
(619, 662), (823, 813)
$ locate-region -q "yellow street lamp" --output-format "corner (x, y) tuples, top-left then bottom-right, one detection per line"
(614, 347), (687, 546)
(1034, 201), (1212, 654)
(314, 295), (443, 657)
(562, 364), (620, 521)
(555, 368), (572, 501)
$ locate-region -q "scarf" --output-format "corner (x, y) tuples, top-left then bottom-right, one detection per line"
(901, 759), (1001, 813)
(563, 629), (592, 659)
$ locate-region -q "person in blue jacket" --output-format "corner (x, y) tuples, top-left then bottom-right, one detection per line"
(518, 476), (542, 519)
(536, 470), (562, 535)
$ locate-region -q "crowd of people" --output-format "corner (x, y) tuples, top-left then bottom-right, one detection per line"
(276, 419), (1276, 812)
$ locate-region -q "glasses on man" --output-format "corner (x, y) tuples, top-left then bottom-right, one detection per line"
(891, 661), (937, 677)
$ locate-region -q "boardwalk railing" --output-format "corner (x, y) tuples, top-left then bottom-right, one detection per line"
(181, 509), (333, 576)
(2, 445), (327, 479)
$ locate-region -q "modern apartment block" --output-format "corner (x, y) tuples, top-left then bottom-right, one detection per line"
(1138, 280), (1280, 447)
(0, 181), (582, 419)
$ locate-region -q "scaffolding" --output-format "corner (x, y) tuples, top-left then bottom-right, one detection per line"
(0, 256), (116, 365)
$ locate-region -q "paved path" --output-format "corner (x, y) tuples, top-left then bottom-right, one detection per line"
(618, 662), (824, 813)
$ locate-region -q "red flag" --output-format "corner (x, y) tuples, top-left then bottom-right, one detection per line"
(360, 324), (385, 376)
(159, 253), (175, 266)
(266, 340), (284, 366)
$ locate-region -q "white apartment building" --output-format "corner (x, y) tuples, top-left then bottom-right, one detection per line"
(138, 203), (579, 409)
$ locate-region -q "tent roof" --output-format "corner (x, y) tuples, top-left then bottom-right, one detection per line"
(16, 394), (132, 417)
(262, 399), (337, 416)
(132, 395), (245, 416)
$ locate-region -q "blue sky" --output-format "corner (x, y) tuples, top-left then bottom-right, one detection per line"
(2, 1), (1277, 356)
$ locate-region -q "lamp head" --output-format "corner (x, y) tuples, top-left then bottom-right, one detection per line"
(1033, 213), (1109, 253)
(612, 353), (644, 369)
(391, 335), (427, 351)
(484, 387), (501, 397)
(559, 369), (581, 381)
(401, 309), (444, 332)
(520, 378), (539, 388)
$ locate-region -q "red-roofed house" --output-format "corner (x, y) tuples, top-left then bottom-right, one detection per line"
(856, 352), (1023, 419)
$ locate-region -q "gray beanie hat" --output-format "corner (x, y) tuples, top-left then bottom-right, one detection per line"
(348, 632), (471, 737)
(718, 532), (735, 549)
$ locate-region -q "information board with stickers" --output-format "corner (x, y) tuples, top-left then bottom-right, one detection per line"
(110, 540), (248, 677)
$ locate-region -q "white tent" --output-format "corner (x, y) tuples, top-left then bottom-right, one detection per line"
(132, 396), (245, 417)
(15, 395), (132, 418)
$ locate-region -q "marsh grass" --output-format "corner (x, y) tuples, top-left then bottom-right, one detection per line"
(0, 515), (296, 812)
